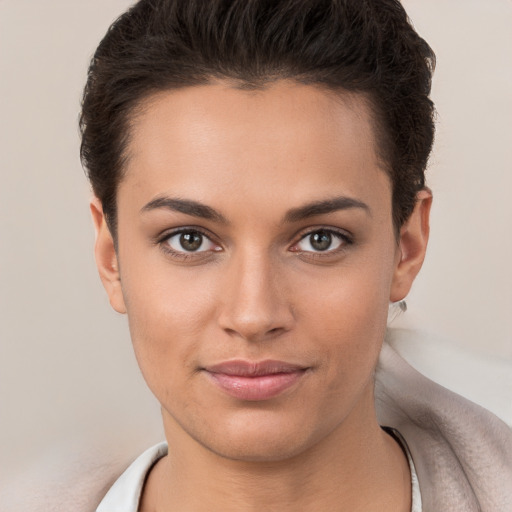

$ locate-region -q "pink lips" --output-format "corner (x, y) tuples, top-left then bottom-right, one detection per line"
(203, 360), (307, 401)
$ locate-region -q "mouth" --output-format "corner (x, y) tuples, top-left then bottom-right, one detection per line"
(202, 360), (309, 401)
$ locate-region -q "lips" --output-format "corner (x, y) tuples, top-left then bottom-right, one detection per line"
(203, 360), (308, 401)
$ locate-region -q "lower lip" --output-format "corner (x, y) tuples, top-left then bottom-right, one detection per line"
(205, 371), (306, 401)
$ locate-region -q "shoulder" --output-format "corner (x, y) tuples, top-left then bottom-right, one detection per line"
(0, 440), (162, 512)
(376, 332), (512, 511)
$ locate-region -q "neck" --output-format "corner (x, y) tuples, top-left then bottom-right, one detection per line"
(141, 389), (411, 512)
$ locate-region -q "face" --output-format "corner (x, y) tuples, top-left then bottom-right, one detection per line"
(93, 81), (430, 462)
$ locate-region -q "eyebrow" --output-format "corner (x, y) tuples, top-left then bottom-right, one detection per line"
(141, 196), (229, 224)
(283, 196), (371, 223)
(141, 195), (370, 225)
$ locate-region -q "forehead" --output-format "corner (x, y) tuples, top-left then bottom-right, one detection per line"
(120, 81), (390, 214)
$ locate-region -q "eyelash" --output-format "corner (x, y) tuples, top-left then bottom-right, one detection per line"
(157, 227), (221, 261)
(290, 228), (353, 260)
(156, 227), (353, 261)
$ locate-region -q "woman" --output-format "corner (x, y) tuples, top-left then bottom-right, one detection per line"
(79, 1), (512, 510)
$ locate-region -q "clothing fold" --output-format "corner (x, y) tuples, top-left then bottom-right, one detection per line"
(375, 341), (512, 511)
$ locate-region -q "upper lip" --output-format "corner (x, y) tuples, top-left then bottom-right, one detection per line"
(204, 360), (307, 377)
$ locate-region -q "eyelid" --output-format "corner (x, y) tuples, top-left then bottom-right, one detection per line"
(289, 226), (353, 253)
(156, 226), (222, 257)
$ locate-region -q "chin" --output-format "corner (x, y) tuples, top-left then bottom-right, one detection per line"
(189, 409), (329, 463)
(204, 433), (315, 463)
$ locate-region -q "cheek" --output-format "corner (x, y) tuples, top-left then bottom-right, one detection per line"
(294, 255), (395, 384)
(298, 251), (394, 330)
(119, 258), (219, 392)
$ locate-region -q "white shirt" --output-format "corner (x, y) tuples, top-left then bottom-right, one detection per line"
(97, 434), (422, 512)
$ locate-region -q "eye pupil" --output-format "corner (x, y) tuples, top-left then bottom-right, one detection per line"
(180, 232), (203, 251)
(310, 231), (332, 251)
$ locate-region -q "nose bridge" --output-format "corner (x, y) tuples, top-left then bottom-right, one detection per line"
(219, 245), (292, 341)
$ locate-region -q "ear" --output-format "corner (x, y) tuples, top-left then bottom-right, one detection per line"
(390, 189), (432, 302)
(90, 197), (126, 314)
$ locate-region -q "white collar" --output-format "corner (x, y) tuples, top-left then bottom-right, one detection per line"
(96, 442), (167, 512)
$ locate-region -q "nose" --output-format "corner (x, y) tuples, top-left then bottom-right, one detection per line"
(217, 249), (295, 343)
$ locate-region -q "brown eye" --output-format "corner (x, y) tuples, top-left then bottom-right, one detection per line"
(180, 232), (203, 251)
(164, 230), (218, 253)
(293, 229), (346, 253)
(310, 231), (332, 251)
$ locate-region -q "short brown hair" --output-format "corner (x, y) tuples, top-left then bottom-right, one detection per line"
(80, 0), (435, 237)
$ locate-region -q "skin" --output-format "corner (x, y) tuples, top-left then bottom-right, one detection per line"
(91, 81), (431, 511)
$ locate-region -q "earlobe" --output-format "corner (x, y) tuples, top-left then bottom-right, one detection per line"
(90, 197), (127, 314)
(390, 189), (432, 302)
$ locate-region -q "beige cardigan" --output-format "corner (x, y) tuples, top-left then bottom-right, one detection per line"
(375, 342), (512, 511)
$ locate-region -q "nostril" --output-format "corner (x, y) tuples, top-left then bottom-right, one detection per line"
(221, 324), (288, 342)
(267, 327), (286, 337)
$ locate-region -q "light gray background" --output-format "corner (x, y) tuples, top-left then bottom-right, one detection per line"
(1, 0), (511, 483)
